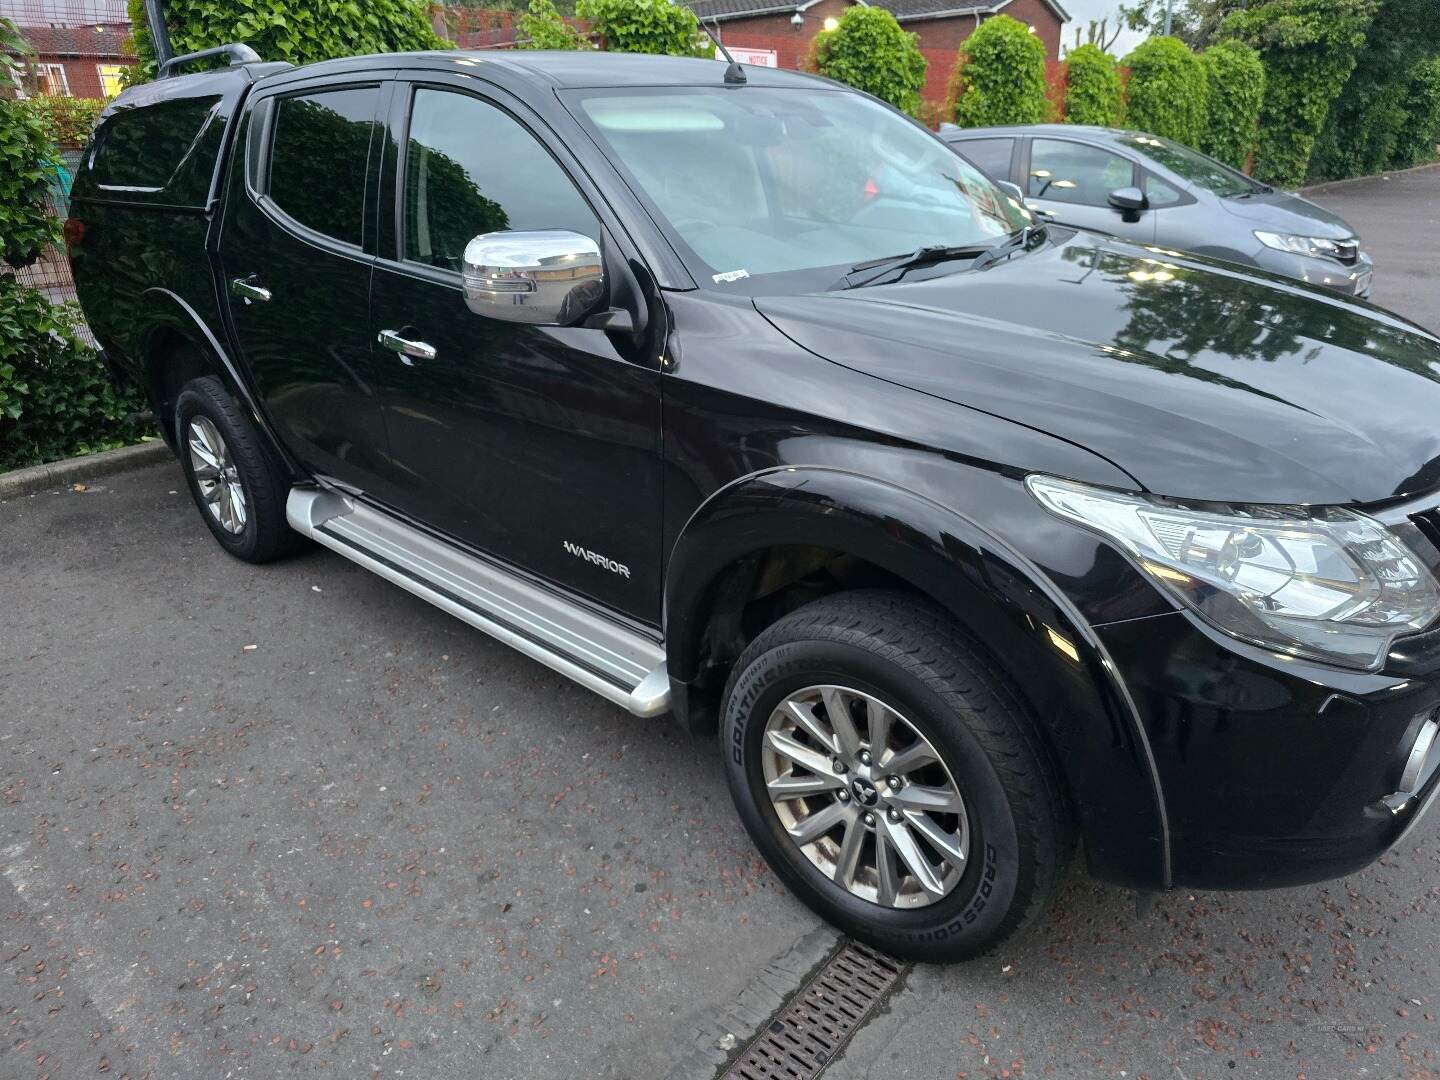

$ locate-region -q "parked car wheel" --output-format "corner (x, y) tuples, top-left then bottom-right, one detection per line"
(722, 590), (1072, 961)
(175, 376), (301, 563)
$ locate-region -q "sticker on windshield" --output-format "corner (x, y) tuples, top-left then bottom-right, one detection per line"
(712, 269), (750, 284)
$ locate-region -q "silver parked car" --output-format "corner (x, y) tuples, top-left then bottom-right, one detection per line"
(940, 123), (1373, 298)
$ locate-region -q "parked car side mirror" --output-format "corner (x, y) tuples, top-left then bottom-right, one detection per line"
(995, 180), (1024, 202)
(463, 230), (604, 326)
(1107, 187), (1149, 213)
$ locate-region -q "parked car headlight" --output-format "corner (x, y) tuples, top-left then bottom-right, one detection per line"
(1253, 230), (1349, 261)
(1027, 476), (1440, 671)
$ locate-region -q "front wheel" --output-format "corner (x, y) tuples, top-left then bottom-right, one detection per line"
(721, 591), (1072, 961)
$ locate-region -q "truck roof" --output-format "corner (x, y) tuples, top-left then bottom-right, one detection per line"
(276, 48), (827, 91)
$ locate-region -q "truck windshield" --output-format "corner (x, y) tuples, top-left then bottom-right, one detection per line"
(564, 85), (1029, 294)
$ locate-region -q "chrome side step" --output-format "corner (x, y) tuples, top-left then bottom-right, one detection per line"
(286, 488), (670, 717)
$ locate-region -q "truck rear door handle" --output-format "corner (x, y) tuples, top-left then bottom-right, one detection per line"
(230, 276), (272, 303)
(377, 329), (437, 364)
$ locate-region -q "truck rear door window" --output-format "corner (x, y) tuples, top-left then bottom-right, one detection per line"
(92, 95), (221, 190)
(268, 87), (378, 248)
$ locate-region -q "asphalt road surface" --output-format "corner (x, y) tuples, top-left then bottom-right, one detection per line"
(4, 165), (1438, 1080)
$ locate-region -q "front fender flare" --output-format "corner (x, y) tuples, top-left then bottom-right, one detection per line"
(665, 466), (1172, 888)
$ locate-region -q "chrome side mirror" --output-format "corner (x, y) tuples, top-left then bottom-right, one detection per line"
(462, 230), (604, 326)
(995, 180), (1024, 202)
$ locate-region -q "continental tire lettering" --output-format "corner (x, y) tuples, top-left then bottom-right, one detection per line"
(561, 540), (631, 579)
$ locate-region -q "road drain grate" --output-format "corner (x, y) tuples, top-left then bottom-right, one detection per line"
(721, 941), (905, 1080)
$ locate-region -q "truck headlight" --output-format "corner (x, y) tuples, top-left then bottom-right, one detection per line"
(1253, 230), (1348, 261)
(1027, 476), (1440, 671)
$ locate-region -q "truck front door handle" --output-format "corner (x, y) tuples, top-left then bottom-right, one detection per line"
(230, 276), (272, 303)
(377, 329), (437, 365)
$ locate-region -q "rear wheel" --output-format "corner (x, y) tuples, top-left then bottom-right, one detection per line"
(721, 590), (1071, 961)
(175, 376), (301, 563)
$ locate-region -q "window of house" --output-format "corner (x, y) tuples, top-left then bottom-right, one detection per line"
(96, 63), (127, 98)
(36, 62), (71, 95)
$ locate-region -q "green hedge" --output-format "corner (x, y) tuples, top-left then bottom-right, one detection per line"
(125, 0), (446, 82)
(1063, 44), (1123, 127)
(0, 282), (150, 470)
(1198, 40), (1264, 170)
(0, 97), (58, 269)
(1308, 0), (1435, 181)
(22, 95), (106, 148)
(952, 15), (1048, 127)
(518, 0), (587, 49)
(811, 7), (926, 116)
(1, 29), (150, 472)
(1393, 58), (1440, 168)
(574, 0), (710, 56)
(1122, 36), (1207, 146)
(1223, 0), (1378, 187)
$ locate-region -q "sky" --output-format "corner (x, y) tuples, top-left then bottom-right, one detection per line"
(1057, 0), (1149, 56)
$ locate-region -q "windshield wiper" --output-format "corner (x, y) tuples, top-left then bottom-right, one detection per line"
(1228, 182), (1274, 199)
(966, 225), (1040, 274)
(837, 243), (994, 290)
(838, 226), (1044, 290)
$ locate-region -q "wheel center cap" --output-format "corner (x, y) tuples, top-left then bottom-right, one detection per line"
(850, 777), (879, 807)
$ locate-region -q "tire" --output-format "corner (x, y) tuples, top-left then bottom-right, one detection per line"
(174, 376), (302, 563)
(721, 590), (1072, 962)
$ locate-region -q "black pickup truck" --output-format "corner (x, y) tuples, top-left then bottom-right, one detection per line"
(69, 45), (1440, 960)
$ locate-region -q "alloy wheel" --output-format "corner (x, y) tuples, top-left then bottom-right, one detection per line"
(761, 684), (969, 909)
(186, 415), (248, 535)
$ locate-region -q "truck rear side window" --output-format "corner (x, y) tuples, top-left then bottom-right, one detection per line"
(268, 87), (377, 249)
(92, 95), (221, 190)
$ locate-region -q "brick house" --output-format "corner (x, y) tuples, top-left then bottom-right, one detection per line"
(684, 0), (1069, 107)
(1, 1), (134, 99)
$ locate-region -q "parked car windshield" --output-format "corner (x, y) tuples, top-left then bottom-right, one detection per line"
(1118, 132), (1261, 198)
(564, 85), (1028, 294)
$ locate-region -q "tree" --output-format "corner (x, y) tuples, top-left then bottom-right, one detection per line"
(1122, 36), (1207, 145)
(1391, 58), (1440, 168)
(1119, 0), (1246, 48)
(811, 7), (927, 116)
(574, 0), (711, 56)
(1063, 44), (1124, 126)
(124, 0), (446, 83)
(951, 15), (1048, 127)
(1223, 0), (1380, 186)
(1067, 17), (1123, 54)
(1309, 0), (1440, 180)
(518, 0), (587, 49)
(1198, 39), (1264, 169)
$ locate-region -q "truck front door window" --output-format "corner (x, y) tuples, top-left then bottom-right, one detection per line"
(402, 88), (599, 270)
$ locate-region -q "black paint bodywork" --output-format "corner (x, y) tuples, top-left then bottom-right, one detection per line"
(69, 50), (1440, 895)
